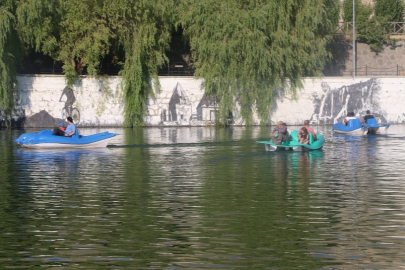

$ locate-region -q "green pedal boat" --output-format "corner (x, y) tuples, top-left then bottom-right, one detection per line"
(256, 130), (325, 151)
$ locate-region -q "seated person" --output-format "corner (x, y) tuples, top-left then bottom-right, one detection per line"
(52, 122), (66, 136)
(271, 121), (289, 145)
(64, 116), (77, 137)
(343, 112), (357, 126)
(298, 127), (309, 144)
(302, 120), (317, 141)
(361, 110), (375, 124)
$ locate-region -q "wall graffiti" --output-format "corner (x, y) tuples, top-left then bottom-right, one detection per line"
(396, 113), (405, 123)
(158, 82), (219, 126)
(310, 78), (387, 125)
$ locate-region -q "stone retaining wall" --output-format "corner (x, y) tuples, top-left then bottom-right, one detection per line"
(2, 75), (405, 127)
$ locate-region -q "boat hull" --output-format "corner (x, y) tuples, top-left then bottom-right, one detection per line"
(333, 127), (366, 135)
(257, 131), (324, 152)
(15, 129), (118, 148)
(333, 120), (392, 135)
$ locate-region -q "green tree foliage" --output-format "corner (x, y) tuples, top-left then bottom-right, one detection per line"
(179, 0), (339, 124)
(375, 0), (405, 22)
(14, 0), (174, 126)
(0, 1), (21, 120)
(104, 0), (175, 127)
(343, 0), (397, 52)
(342, 0), (362, 22)
(1, 0), (339, 126)
(16, 0), (112, 86)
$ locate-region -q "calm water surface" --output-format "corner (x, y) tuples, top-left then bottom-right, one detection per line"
(1, 125), (405, 269)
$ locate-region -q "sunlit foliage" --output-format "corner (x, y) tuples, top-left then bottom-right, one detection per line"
(0, 1), (21, 121)
(375, 0), (405, 22)
(179, 0), (339, 124)
(104, 0), (175, 126)
(343, 0), (398, 52)
(1, 0), (340, 126)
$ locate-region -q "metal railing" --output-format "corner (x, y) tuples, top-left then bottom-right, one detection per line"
(158, 63), (195, 76)
(335, 21), (405, 36)
(325, 65), (405, 77)
(17, 62), (194, 76)
(390, 22), (405, 35)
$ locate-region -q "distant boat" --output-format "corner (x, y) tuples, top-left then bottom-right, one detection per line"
(362, 118), (392, 134)
(333, 118), (392, 135)
(14, 129), (118, 149)
(256, 130), (324, 151)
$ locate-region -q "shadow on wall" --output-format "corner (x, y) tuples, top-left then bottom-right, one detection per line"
(22, 110), (65, 128)
(60, 87), (80, 124)
(0, 110), (65, 128)
(323, 41), (351, 76)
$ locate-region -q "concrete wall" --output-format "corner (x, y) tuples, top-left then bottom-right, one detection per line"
(5, 75), (405, 127)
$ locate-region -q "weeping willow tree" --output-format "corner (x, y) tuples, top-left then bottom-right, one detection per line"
(15, 0), (175, 127)
(104, 0), (175, 127)
(16, 0), (112, 86)
(0, 1), (20, 121)
(179, 0), (339, 125)
(3, 0), (338, 127)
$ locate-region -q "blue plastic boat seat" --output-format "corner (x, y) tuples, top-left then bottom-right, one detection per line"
(347, 119), (361, 128)
(366, 118), (378, 125)
(72, 128), (80, 138)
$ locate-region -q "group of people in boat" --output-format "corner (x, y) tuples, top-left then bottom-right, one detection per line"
(271, 120), (317, 145)
(271, 110), (376, 145)
(52, 116), (77, 137)
(343, 110), (375, 125)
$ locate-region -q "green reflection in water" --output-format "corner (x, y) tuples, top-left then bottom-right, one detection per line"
(2, 126), (405, 269)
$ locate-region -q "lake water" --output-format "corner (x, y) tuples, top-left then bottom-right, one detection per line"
(1, 125), (405, 269)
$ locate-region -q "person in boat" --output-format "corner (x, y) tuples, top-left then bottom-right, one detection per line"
(301, 120), (317, 141)
(52, 122), (66, 136)
(361, 110), (375, 124)
(298, 127), (310, 144)
(64, 116), (77, 137)
(343, 112), (357, 126)
(271, 121), (289, 145)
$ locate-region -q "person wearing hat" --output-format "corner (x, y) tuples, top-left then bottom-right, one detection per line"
(361, 110), (375, 124)
(52, 122), (66, 136)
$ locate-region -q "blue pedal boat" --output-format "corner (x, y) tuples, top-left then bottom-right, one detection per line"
(362, 118), (392, 134)
(333, 118), (391, 135)
(15, 129), (118, 149)
(332, 119), (364, 135)
(256, 130), (325, 151)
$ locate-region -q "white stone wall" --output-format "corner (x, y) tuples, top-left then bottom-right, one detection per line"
(16, 75), (124, 126)
(271, 77), (405, 125)
(13, 75), (405, 126)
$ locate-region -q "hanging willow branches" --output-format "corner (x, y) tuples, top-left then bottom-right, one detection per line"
(1, 0), (339, 126)
(179, 0), (339, 124)
(0, 2), (19, 119)
(104, 0), (175, 126)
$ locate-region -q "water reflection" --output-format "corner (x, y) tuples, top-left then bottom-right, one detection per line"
(14, 148), (122, 180)
(1, 126), (405, 268)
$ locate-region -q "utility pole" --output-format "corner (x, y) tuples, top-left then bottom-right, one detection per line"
(353, 0), (356, 77)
